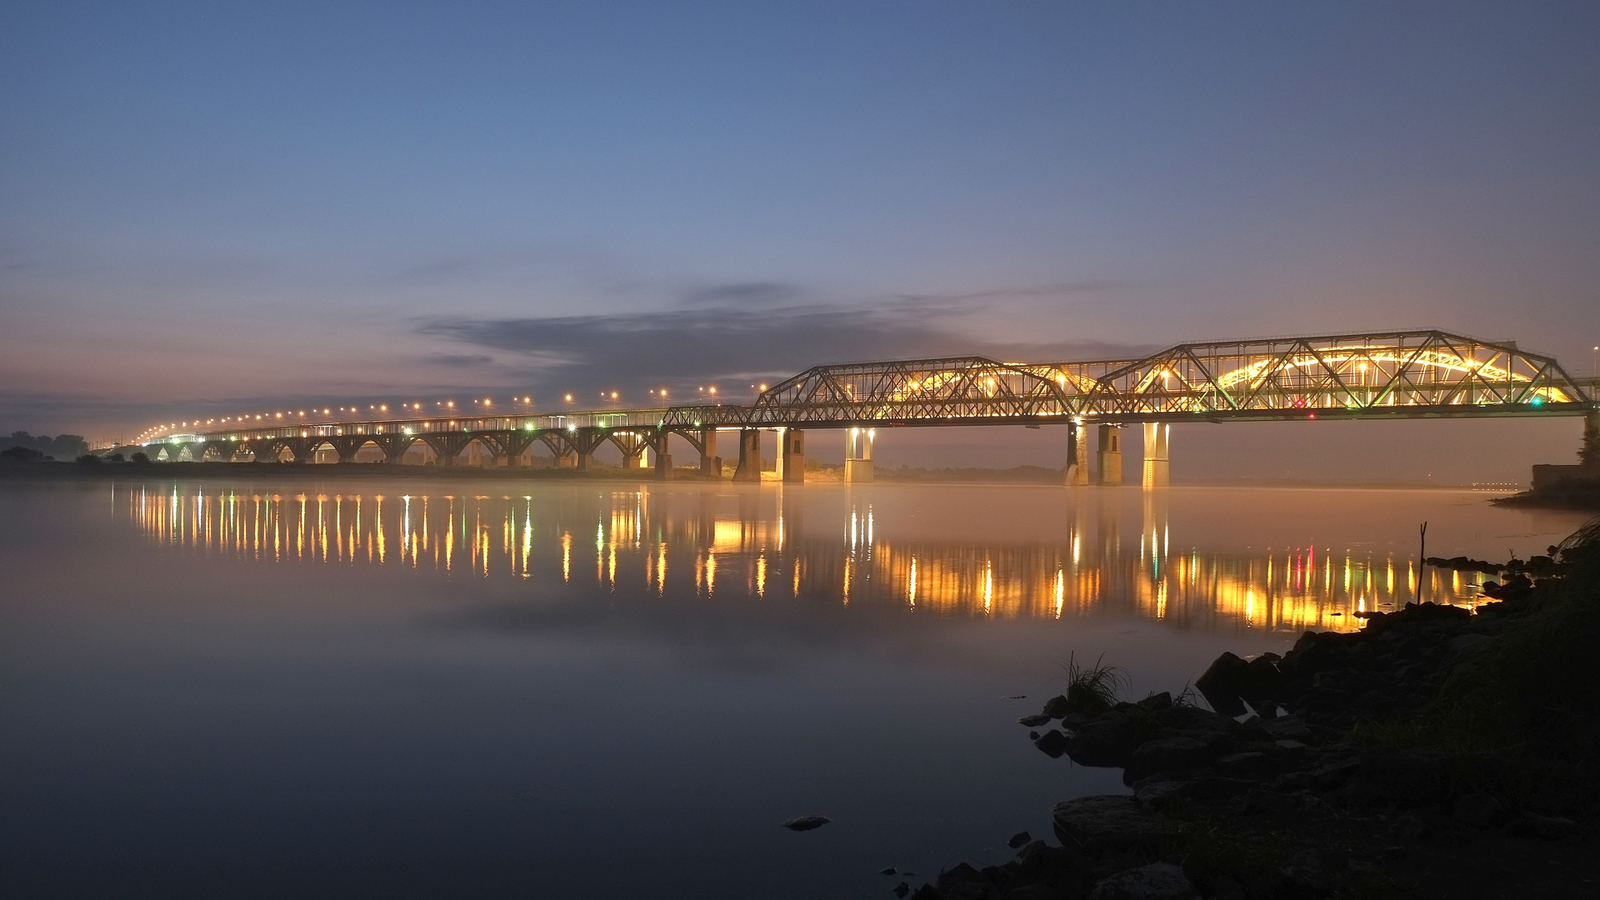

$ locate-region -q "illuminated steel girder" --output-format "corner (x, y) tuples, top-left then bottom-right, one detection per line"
(166, 330), (1592, 453)
(1083, 330), (1589, 422)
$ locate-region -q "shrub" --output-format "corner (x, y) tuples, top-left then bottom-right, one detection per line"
(75, 454), (102, 465)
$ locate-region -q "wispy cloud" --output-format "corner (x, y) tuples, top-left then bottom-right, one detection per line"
(424, 353), (495, 368)
(677, 281), (802, 307)
(416, 291), (1153, 388)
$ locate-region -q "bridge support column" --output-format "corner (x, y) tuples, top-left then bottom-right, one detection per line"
(281, 438), (315, 464)
(375, 435), (418, 465)
(1142, 423), (1169, 489)
(698, 429), (721, 478)
(573, 429), (600, 472)
(654, 446), (674, 480)
(422, 434), (469, 467)
(845, 427), (874, 484)
(1096, 424), (1123, 486)
(1065, 422), (1088, 486)
(330, 436), (363, 463)
(732, 429), (763, 483)
(777, 429), (805, 483)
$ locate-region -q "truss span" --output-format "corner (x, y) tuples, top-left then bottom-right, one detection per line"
(659, 330), (1591, 428)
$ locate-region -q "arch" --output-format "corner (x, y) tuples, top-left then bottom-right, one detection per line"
(536, 430), (577, 467)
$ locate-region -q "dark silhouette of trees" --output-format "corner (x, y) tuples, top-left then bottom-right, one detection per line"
(4, 431), (89, 458)
(1, 446), (44, 463)
(130, 452), (149, 464)
(1582, 415), (1600, 468)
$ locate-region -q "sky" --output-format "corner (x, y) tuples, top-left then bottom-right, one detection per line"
(2, 1), (1598, 479)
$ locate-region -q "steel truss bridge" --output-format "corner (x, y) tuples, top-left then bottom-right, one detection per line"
(132, 330), (1597, 486)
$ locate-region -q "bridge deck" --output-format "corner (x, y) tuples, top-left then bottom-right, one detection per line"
(125, 330), (1594, 452)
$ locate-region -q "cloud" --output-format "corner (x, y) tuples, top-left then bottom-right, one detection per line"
(416, 294), (1155, 389)
(424, 353), (495, 368)
(678, 281), (802, 307)
(890, 281), (1122, 305)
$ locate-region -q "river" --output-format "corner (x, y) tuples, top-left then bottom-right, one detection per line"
(0, 477), (1588, 898)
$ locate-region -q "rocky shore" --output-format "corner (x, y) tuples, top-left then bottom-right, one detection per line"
(897, 520), (1600, 900)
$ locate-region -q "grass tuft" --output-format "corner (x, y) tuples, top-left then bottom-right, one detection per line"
(1058, 652), (1128, 715)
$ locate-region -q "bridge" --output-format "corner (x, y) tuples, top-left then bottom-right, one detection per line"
(123, 330), (1597, 487)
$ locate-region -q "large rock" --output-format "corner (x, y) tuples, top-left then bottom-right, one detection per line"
(1067, 717), (1142, 767)
(1195, 652), (1284, 714)
(1088, 862), (1199, 900)
(1123, 737), (1216, 784)
(1035, 729), (1070, 758)
(1052, 795), (1185, 852)
(1194, 652), (1250, 715)
(1133, 776), (1255, 811)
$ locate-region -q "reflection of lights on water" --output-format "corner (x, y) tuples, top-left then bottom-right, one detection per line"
(125, 488), (1484, 632)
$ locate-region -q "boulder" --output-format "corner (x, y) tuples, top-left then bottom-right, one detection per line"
(1019, 714), (1053, 727)
(1052, 795), (1185, 852)
(1066, 713), (1148, 767)
(1132, 776), (1254, 812)
(1194, 652), (1251, 715)
(1123, 737), (1216, 784)
(1035, 729), (1070, 758)
(935, 862), (988, 892)
(1087, 862), (1199, 900)
(1136, 692), (1173, 711)
(1215, 751), (1275, 776)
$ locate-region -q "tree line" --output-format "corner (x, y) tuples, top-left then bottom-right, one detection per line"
(3, 431), (89, 459)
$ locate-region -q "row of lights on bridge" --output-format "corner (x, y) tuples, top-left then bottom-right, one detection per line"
(131, 384), (738, 443)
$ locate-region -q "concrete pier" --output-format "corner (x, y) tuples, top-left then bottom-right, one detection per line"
(777, 429), (805, 483)
(1142, 422), (1169, 489)
(1096, 424), (1123, 486)
(845, 427), (874, 483)
(699, 428), (721, 478)
(1065, 421), (1088, 486)
(732, 429), (762, 482)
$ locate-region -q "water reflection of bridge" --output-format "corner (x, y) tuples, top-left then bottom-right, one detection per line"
(125, 486), (1478, 634)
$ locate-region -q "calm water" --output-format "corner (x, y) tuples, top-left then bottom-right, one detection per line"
(0, 478), (1588, 898)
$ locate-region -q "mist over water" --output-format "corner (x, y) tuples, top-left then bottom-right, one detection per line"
(0, 479), (1588, 898)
